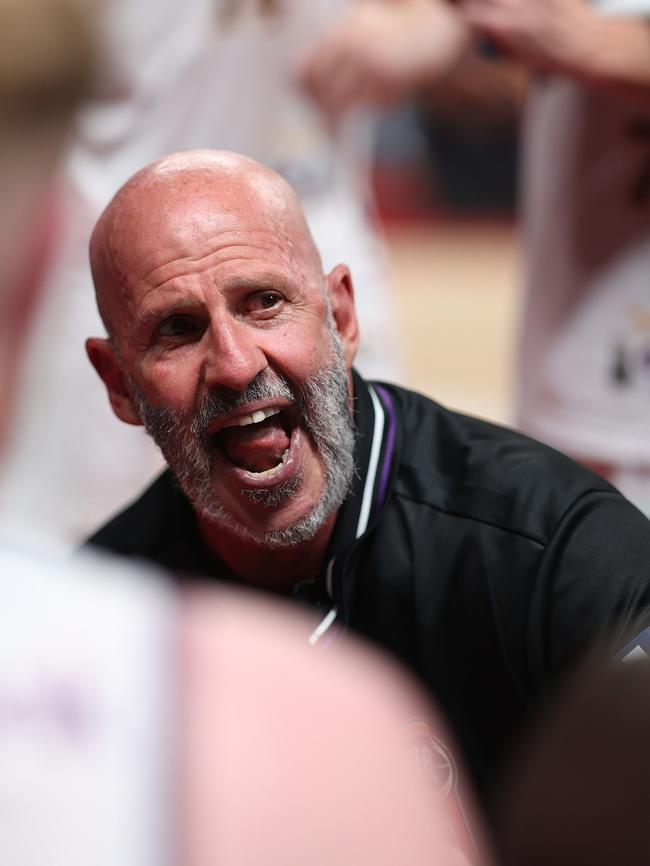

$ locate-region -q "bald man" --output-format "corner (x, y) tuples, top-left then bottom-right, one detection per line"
(0, 5), (489, 866)
(87, 148), (650, 802)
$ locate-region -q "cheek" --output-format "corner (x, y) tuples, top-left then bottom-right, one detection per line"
(272, 319), (334, 381)
(139, 353), (203, 412)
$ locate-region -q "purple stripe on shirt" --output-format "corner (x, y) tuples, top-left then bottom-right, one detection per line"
(373, 384), (396, 510)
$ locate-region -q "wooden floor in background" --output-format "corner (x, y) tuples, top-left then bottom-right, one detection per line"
(385, 221), (521, 426)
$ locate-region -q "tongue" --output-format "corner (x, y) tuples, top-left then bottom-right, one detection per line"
(220, 417), (291, 473)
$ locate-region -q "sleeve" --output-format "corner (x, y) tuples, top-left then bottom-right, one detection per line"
(532, 490), (650, 680)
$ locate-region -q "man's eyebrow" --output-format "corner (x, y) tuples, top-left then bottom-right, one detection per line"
(136, 298), (203, 330)
(224, 274), (292, 293)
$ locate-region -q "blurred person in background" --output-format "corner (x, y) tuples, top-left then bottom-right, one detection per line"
(0, 4), (493, 864)
(0, 2), (174, 862)
(0, 0), (91, 434)
(0, 0), (423, 552)
(495, 654), (650, 866)
(299, 0), (526, 216)
(304, 0), (650, 518)
(459, 0), (650, 514)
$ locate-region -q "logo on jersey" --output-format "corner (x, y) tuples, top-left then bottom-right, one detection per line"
(0, 674), (97, 743)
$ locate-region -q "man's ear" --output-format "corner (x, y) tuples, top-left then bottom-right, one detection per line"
(86, 337), (142, 426)
(325, 264), (359, 370)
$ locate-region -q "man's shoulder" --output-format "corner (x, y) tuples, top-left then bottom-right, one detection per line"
(383, 382), (619, 546)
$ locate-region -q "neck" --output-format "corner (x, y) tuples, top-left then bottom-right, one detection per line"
(197, 512), (337, 593)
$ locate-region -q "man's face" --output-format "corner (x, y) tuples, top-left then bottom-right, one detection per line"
(129, 318), (355, 547)
(95, 170), (358, 546)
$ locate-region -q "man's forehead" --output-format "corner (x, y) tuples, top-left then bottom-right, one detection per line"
(105, 171), (316, 288)
(110, 196), (303, 286)
(120, 156), (293, 223)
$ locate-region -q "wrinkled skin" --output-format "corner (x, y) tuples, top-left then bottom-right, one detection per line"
(87, 150), (360, 582)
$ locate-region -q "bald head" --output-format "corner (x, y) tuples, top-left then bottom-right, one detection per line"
(90, 150), (323, 340)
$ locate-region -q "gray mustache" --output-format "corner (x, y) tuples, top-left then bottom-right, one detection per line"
(193, 371), (296, 440)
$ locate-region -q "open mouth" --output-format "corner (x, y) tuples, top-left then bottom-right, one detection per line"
(211, 405), (298, 481)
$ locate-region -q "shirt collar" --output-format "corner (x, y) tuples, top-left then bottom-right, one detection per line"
(324, 368), (398, 564)
(293, 370), (399, 646)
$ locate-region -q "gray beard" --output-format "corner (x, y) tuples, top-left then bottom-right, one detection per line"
(128, 330), (356, 548)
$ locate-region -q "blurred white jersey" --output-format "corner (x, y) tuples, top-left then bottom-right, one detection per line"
(0, 547), (172, 866)
(0, 0), (400, 549)
(517, 1), (650, 496)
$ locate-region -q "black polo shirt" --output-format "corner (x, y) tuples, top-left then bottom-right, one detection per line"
(89, 370), (650, 798)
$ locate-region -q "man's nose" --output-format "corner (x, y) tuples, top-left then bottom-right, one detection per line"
(202, 318), (268, 393)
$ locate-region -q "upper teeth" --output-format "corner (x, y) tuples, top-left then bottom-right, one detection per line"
(223, 407), (281, 429)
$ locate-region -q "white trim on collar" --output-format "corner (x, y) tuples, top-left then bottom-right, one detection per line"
(356, 384), (385, 539)
(309, 382), (386, 647)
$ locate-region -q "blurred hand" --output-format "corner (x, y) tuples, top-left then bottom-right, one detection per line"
(458, 0), (597, 72)
(297, 0), (469, 119)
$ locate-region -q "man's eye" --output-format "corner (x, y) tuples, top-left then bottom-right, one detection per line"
(248, 291), (284, 314)
(260, 292), (281, 308)
(156, 315), (203, 340)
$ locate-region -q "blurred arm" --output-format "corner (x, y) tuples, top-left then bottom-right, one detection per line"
(297, 0), (470, 118)
(459, 0), (650, 98)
